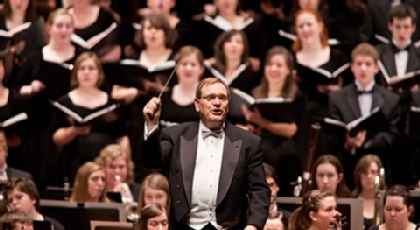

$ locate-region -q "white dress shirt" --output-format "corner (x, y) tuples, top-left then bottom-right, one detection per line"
(355, 81), (375, 117)
(190, 121), (225, 230)
(393, 40), (410, 77)
(392, 0), (401, 7)
(0, 164), (8, 181)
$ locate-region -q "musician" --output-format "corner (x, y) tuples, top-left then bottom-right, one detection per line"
(351, 154), (386, 230)
(3, 178), (65, 230)
(0, 133), (32, 180)
(242, 46), (306, 196)
(289, 190), (339, 230)
(360, 0), (420, 45)
(69, 162), (109, 203)
(328, 43), (400, 188)
(0, 210), (33, 230)
(370, 185), (419, 230)
(142, 77), (270, 230)
(136, 204), (169, 230)
(264, 211), (287, 230)
(309, 155), (351, 197)
(94, 144), (140, 202)
(263, 163), (292, 218)
(376, 4), (420, 91)
(137, 174), (170, 211)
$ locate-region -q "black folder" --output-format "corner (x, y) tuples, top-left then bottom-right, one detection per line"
(378, 61), (420, 90)
(119, 59), (176, 82)
(232, 88), (295, 122)
(319, 107), (389, 138)
(296, 63), (351, 85)
(71, 22), (118, 56)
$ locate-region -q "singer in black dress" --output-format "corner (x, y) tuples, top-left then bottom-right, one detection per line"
(52, 52), (128, 185)
(293, 9), (350, 160)
(14, 10), (86, 191)
(242, 46), (306, 196)
(159, 46), (204, 126)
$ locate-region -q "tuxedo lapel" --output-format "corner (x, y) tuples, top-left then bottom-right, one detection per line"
(346, 85), (362, 118)
(406, 45), (419, 72)
(179, 123), (199, 204)
(217, 124), (242, 205)
(383, 46), (398, 77)
(371, 86), (384, 110)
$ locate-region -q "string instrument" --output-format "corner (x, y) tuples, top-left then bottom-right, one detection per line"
(301, 123), (321, 196)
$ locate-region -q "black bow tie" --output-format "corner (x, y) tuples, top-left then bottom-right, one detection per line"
(357, 90), (373, 95)
(392, 43), (410, 53)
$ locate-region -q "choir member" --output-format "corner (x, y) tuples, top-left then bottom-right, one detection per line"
(328, 43), (400, 188)
(0, 0), (44, 69)
(351, 154), (386, 230)
(376, 4), (420, 92)
(137, 174), (170, 211)
(293, 9), (349, 162)
(14, 8), (84, 193)
(370, 185), (418, 230)
(92, 0), (120, 22)
(263, 163), (292, 218)
(198, 0), (261, 70)
(68, 0), (120, 63)
(0, 210), (33, 230)
(94, 144), (140, 202)
(4, 178), (65, 230)
(159, 46), (202, 126)
(69, 162), (109, 203)
(360, 0), (420, 45)
(132, 13), (176, 93)
(136, 204), (169, 230)
(242, 46), (306, 196)
(52, 52), (129, 184)
(289, 190), (339, 230)
(309, 155), (351, 197)
(0, 52), (28, 169)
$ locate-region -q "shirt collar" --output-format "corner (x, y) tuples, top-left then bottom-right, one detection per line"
(355, 80), (375, 92)
(393, 39), (411, 50)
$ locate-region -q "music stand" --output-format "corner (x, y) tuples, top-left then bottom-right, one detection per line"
(33, 220), (52, 230)
(43, 187), (72, 201)
(40, 200), (126, 230)
(275, 197), (363, 230)
(90, 221), (133, 230)
(379, 190), (420, 224)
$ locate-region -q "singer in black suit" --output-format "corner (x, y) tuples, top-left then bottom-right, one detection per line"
(328, 44), (400, 188)
(360, 0), (420, 44)
(142, 78), (270, 230)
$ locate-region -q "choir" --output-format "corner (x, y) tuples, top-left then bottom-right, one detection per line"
(0, 0), (420, 230)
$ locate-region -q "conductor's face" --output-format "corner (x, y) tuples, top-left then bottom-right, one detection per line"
(195, 82), (229, 125)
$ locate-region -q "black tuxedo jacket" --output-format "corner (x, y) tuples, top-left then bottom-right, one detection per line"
(376, 43), (420, 83)
(141, 121), (270, 230)
(360, 0), (420, 44)
(7, 167), (33, 180)
(328, 84), (400, 157)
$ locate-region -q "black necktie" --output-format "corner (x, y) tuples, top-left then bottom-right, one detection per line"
(357, 90), (373, 95)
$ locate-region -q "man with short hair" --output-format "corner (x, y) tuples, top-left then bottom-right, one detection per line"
(142, 78), (270, 230)
(0, 133), (32, 181)
(1, 210), (33, 230)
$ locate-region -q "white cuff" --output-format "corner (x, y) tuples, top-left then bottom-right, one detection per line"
(144, 122), (158, 141)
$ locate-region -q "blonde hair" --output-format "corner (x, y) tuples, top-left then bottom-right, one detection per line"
(70, 52), (105, 88)
(137, 174), (170, 211)
(45, 8), (74, 42)
(70, 162), (109, 203)
(174, 46), (204, 66)
(95, 144), (135, 184)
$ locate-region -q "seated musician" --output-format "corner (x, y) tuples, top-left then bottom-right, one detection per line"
(370, 185), (419, 230)
(3, 178), (65, 230)
(309, 155), (351, 198)
(135, 203), (169, 230)
(289, 190), (340, 230)
(0, 210), (33, 230)
(264, 211), (286, 230)
(0, 133), (32, 180)
(351, 154), (386, 230)
(137, 173), (170, 211)
(95, 144), (140, 202)
(263, 163), (292, 218)
(69, 162), (109, 203)
(328, 43), (400, 188)
(376, 4), (420, 92)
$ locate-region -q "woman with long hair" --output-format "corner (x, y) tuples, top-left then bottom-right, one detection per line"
(70, 162), (109, 203)
(242, 46), (306, 196)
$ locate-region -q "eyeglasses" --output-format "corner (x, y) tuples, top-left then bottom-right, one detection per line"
(199, 94), (228, 102)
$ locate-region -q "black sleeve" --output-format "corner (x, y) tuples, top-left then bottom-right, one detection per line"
(14, 53), (41, 86)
